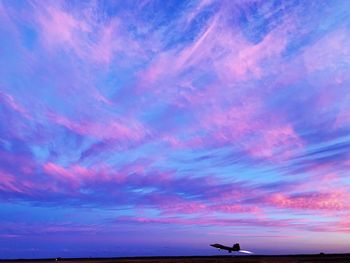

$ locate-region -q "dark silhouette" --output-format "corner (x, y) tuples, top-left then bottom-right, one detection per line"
(210, 243), (241, 253)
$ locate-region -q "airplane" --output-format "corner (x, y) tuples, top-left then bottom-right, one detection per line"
(210, 243), (252, 254)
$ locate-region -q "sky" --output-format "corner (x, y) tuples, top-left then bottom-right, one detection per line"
(1, 0), (350, 259)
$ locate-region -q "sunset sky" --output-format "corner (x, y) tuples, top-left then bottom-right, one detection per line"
(1, 0), (350, 259)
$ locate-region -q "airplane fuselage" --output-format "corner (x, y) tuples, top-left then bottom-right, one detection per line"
(210, 243), (240, 253)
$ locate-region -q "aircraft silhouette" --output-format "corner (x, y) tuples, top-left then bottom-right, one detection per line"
(210, 243), (252, 254)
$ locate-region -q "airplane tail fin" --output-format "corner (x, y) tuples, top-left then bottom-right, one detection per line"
(233, 243), (240, 251)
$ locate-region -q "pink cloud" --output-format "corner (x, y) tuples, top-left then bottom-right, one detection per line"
(0, 170), (23, 193)
(133, 16), (298, 162)
(116, 215), (297, 229)
(36, 4), (90, 53)
(305, 216), (350, 233)
(90, 19), (145, 65)
(189, 99), (303, 161)
(158, 199), (208, 215)
(303, 28), (350, 73)
(179, 14), (288, 82)
(36, 160), (262, 216)
(91, 21), (117, 64)
(210, 204), (260, 214)
(35, 3), (146, 66)
(183, 0), (215, 26)
(40, 160), (159, 197)
(0, 91), (31, 119)
(137, 5), (224, 90)
(42, 162), (123, 190)
(46, 110), (148, 142)
(116, 213), (350, 234)
(336, 216), (350, 232)
(43, 162), (85, 188)
(267, 191), (350, 211)
(246, 124), (304, 160)
(222, 30), (287, 80)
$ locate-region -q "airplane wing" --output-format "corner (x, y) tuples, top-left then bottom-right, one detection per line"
(210, 244), (232, 251)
